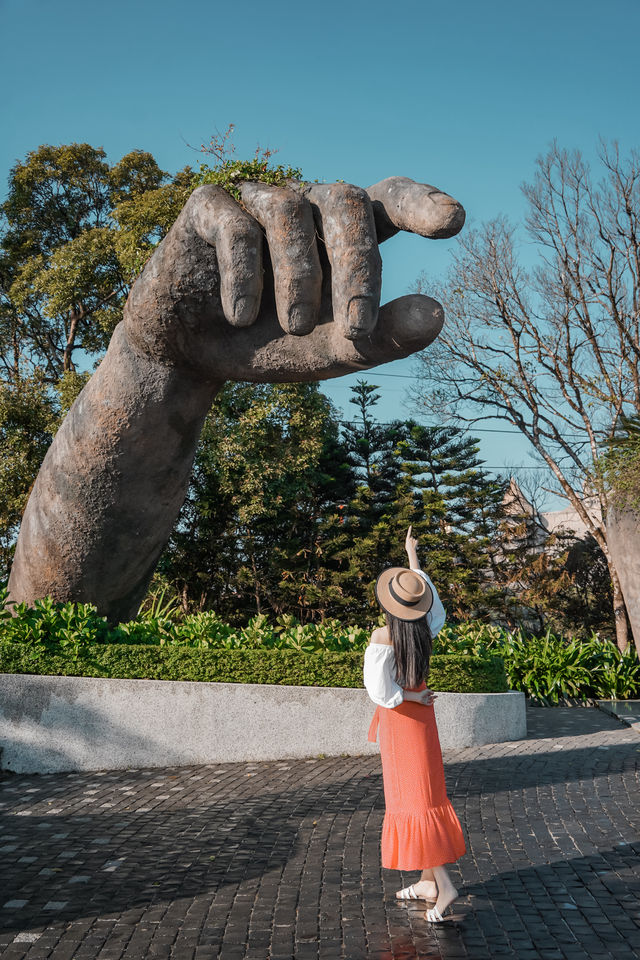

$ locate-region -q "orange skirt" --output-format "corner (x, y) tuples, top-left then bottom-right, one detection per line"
(368, 688), (466, 870)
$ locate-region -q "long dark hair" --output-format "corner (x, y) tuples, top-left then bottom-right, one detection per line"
(386, 612), (433, 689)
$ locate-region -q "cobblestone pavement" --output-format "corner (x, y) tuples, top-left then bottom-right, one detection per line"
(1, 703), (639, 960)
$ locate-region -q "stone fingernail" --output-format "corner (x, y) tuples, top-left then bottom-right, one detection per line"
(346, 297), (376, 338)
(287, 303), (315, 335)
(233, 295), (258, 327)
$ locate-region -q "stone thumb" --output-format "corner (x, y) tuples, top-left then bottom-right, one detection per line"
(349, 294), (444, 367)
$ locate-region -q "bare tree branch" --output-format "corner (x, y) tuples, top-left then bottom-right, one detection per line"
(413, 141), (640, 650)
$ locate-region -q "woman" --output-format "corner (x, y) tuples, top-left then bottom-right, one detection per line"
(363, 526), (466, 923)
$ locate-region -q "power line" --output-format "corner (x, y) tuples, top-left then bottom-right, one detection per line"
(468, 466), (558, 471)
(335, 372), (611, 438)
(335, 418), (594, 470)
(338, 420), (531, 435)
(342, 372), (419, 380)
(335, 418), (597, 439)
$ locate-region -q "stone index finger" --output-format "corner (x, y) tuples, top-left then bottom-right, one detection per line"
(188, 184), (264, 327)
(366, 177), (465, 243)
(239, 182), (322, 336)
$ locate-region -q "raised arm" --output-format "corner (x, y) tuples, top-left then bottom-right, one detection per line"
(404, 525), (447, 636)
(405, 524), (421, 570)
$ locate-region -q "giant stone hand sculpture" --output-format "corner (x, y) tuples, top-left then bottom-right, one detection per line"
(7, 177), (465, 623)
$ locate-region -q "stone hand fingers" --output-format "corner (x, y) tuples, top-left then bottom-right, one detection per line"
(296, 183), (382, 341)
(366, 176), (465, 243)
(128, 179), (459, 380)
(192, 181), (385, 342)
(188, 183), (323, 336)
(183, 179), (462, 342)
(187, 185), (264, 328)
(352, 293), (444, 367)
(239, 182), (322, 335)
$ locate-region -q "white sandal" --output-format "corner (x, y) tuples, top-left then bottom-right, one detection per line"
(425, 902), (457, 922)
(395, 884), (435, 901)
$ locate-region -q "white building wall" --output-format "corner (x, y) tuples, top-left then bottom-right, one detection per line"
(541, 496), (602, 539)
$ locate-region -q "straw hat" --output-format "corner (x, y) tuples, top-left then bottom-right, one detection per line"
(375, 567), (434, 621)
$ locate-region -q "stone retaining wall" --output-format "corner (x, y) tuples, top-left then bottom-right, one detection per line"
(0, 673), (527, 773)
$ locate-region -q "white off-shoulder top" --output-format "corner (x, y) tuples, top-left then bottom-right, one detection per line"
(363, 568), (446, 709)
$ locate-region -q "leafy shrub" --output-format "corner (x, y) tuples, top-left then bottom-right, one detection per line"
(434, 621), (512, 657)
(0, 592), (112, 658)
(0, 641), (506, 691)
(1, 584), (638, 700)
(501, 628), (640, 704)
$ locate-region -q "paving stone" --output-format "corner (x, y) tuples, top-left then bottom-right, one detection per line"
(0, 702), (639, 958)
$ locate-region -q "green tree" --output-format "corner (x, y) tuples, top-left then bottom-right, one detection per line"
(159, 381), (353, 622)
(0, 143), (191, 384)
(599, 413), (640, 512)
(0, 368), (92, 578)
(332, 382), (407, 618)
(0, 374), (56, 576)
(561, 534), (615, 636)
(0, 143), (193, 576)
(332, 383), (514, 624)
(399, 423), (509, 620)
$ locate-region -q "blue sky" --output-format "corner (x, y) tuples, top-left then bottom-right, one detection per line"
(2, 0), (639, 508)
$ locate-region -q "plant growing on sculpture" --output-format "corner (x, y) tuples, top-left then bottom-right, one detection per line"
(190, 123), (302, 201)
(193, 152), (302, 203)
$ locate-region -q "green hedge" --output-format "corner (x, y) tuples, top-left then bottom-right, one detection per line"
(7, 587), (638, 702)
(0, 640), (508, 692)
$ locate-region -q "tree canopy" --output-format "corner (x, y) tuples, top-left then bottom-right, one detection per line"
(0, 143), (192, 383)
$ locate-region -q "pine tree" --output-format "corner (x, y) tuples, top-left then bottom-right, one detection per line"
(332, 381), (409, 620)
(397, 423), (509, 621)
(336, 391), (514, 625)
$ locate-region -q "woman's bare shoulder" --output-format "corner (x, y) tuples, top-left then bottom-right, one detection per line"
(369, 626), (392, 646)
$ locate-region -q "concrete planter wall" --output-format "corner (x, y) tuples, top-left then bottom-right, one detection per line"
(0, 673), (527, 774)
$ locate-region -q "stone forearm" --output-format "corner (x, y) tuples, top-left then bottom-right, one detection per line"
(7, 322), (221, 623)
